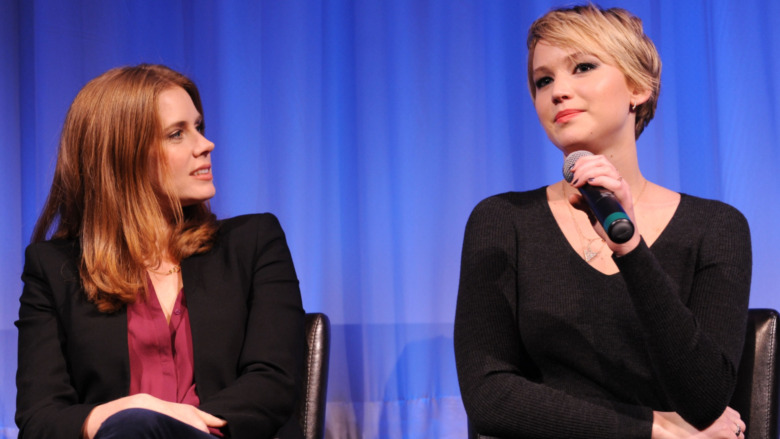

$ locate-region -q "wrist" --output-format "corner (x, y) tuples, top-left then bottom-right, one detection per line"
(610, 233), (643, 258)
(84, 394), (152, 438)
(651, 411), (668, 439)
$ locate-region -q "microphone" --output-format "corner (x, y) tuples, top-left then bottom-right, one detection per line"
(562, 150), (634, 244)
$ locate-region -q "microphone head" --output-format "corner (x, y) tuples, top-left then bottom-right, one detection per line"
(562, 150), (593, 183)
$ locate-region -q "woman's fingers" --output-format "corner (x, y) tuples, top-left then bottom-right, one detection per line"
(138, 396), (213, 433)
(565, 154), (642, 254)
(164, 403), (213, 433)
(196, 408), (228, 428)
(568, 155), (626, 197)
(699, 407), (745, 439)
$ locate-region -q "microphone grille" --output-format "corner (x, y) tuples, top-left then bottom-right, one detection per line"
(562, 150), (593, 183)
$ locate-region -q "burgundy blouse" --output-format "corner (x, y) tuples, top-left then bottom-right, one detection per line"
(125, 279), (225, 437)
(127, 279), (200, 406)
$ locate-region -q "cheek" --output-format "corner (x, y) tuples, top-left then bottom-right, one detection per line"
(164, 152), (188, 176)
(598, 76), (632, 104)
(533, 97), (548, 119)
(157, 154), (188, 191)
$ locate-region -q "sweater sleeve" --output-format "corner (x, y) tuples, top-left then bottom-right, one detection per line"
(613, 200), (752, 429)
(454, 196), (653, 439)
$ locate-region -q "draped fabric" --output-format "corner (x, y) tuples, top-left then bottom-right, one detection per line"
(2, 1), (779, 437)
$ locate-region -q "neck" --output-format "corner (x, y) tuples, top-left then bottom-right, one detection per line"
(144, 237), (178, 275)
(147, 259), (180, 276)
(605, 149), (644, 190)
(563, 140), (644, 190)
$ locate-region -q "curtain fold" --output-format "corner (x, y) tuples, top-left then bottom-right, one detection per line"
(2, 1), (778, 437)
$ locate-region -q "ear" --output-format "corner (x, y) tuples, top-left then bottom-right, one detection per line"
(631, 87), (652, 106)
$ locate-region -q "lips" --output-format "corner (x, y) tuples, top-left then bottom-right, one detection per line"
(191, 166), (212, 177)
(554, 109), (583, 123)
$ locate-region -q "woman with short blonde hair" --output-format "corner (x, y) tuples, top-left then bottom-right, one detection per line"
(456, 5), (750, 438)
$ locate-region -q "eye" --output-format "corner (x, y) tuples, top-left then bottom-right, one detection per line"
(168, 130), (183, 140)
(534, 76), (553, 90)
(195, 121), (205, 134)
(574, 62), (597, 74)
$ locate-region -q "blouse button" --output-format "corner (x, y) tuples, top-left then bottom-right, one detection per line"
(174, 309), (182, 315)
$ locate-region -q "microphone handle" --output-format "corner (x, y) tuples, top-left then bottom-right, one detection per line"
(578, 184), (635, 244)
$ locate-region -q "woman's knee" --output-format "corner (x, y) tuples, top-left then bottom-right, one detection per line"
(94, 408), (208, 439)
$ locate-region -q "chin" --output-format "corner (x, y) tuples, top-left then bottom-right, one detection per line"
(552, 134), (596, 152)
(181, 193), (216, 207)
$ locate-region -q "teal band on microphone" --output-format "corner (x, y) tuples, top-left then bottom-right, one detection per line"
(602, 211), (629, 229)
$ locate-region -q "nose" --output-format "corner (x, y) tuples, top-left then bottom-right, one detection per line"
(551, 76), (572, 104)
(195, 132), (215, 156)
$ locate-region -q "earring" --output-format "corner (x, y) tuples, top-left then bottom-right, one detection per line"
(630, 102), (637, 112)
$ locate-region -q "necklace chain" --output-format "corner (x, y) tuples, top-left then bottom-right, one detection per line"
(148, 264), (181, 276)
(561, 179), (648, 263)
(166, 265), (181, 275)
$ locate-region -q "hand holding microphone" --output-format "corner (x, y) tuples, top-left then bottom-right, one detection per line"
(562, 151), (635, 244)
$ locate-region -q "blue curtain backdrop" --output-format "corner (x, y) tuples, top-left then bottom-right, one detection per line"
(2, 0), (779, 437)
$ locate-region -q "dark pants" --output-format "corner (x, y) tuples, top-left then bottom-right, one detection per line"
(94, 408), (218, 439)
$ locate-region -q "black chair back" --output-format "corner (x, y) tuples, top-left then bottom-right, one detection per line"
(730, 308), (779, 439)
(275, 312), (331, 439)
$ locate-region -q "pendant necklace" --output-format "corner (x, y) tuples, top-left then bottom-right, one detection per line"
(561, 179), (647, 263)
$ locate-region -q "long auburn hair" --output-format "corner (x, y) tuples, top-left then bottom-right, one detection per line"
(32, 64), (218, 312)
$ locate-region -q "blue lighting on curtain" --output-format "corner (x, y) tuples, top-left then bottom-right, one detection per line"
(2, 1), (779, 437)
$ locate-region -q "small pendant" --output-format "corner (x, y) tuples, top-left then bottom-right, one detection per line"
(583, 238), (603, 262)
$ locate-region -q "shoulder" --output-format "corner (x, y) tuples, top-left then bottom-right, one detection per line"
(216, 213), (284, 236)
(674, 194), (751, 263)
(25, 238), (79, 258)
(678, 194), (749, 231)
(468, 187), (547, 223)
(23, 239), (80, 276)
(21, 239), (83, 308)
(210, 213), (290, 256)
(461, 188), (548, 252)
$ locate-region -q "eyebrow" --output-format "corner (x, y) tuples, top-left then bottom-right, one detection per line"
(162, 121), (186, 132)
(532, 52), (599, 76)
(532, 65), (552, 77)
(162, 116), (203, 133)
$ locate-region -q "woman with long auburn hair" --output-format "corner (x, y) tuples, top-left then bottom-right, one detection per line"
(16, 64), (305, 439)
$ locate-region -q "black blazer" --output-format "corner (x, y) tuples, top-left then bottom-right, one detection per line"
(16, 214), (305, 439)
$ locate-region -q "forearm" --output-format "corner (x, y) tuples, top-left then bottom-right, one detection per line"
(614, 236), (750, 427)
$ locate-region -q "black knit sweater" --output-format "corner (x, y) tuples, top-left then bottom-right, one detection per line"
(454, 187), (752, 439)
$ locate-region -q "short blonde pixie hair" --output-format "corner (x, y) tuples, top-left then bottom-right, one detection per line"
(527, 5), (661, 139)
